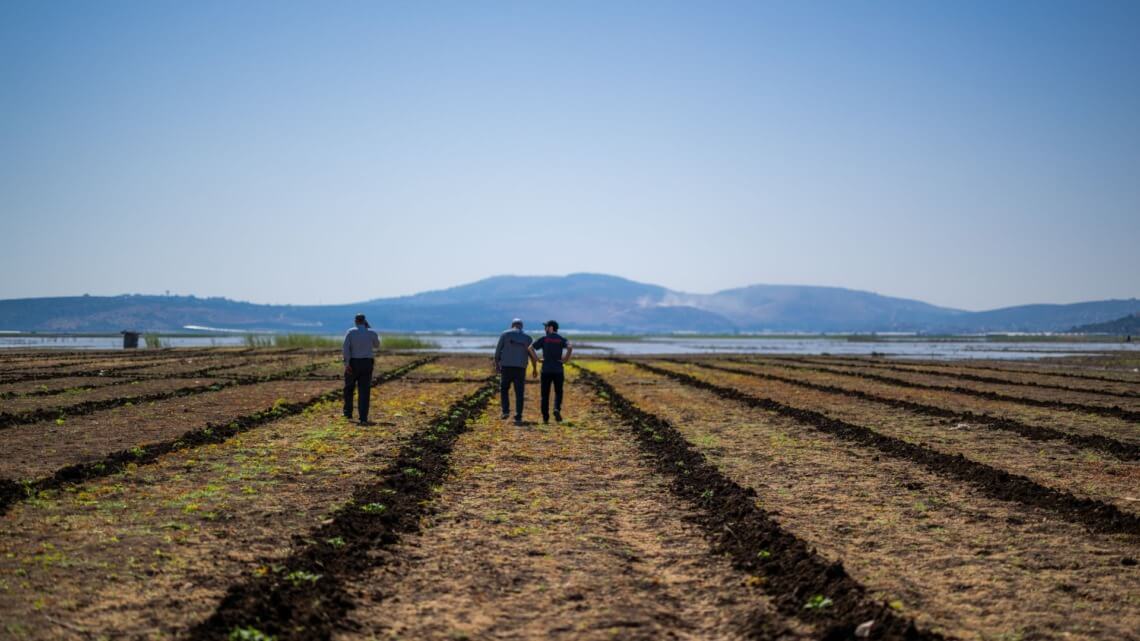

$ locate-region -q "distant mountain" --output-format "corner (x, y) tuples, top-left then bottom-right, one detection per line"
(676, 284), (965, 332)
(1, 273), (1137, 334)
(1070, 313), (1140, 335)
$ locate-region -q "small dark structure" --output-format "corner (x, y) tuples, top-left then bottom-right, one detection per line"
(121, 331), (140, 349)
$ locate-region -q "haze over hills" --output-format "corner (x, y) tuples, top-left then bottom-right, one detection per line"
(1, 273), (1137, 334)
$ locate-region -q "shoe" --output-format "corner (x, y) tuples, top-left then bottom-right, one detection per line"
(500, 412), (510, 420)
(542, 415), (549, 424)
(359, 419), (374, 426)
(514, 417), (523, 426)
(343, 414), (353, 420)
(553, 411), (563, 423)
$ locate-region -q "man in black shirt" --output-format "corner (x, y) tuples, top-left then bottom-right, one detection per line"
(529, 320), (573, 424)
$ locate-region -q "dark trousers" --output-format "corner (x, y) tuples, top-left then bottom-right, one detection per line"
(344, 357), (375, 420)
(500, 366), (526, 418)
(540, 371), (564, 419)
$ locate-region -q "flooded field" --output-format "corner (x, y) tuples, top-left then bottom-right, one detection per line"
(3, 333), (1138, 361)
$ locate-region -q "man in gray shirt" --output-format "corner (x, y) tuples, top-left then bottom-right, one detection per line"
(343, 313), (380, 425)
(494, 318), (537, 425)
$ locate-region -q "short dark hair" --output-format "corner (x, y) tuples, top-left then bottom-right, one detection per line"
(544, 320), (558, 332)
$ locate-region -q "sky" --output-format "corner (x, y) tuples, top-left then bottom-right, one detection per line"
(1, 1), (1137, 312)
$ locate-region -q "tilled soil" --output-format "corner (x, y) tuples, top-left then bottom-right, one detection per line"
(201, 354), (338, 379)
(0, 380), (338, 481)
(0, 376), (227, 416)
(691, 359), (1140, 461)
(0, 351), (320, 384)
(760, 358), (1140, 415)
(734, 360), (1140, 446)
(339, 372), (813, 641)
(586, 361), (1140, 641)
(785, 357), (1140, 399)
(0, 379), (482, 639)
(655, 360), (1140, 516)
(3, 352), (1138, 640)
(0, 375), (127, 398)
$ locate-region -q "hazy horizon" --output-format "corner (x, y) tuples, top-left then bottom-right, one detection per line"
(3, 2), (1138, 311)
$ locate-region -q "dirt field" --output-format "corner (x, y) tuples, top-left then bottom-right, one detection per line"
(1, 349), (1137, 640)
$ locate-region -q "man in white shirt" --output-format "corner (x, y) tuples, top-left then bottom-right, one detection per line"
(343, 313), (380, 425)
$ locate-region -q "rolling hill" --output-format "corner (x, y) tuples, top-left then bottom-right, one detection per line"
(0, 274), (1137, 334)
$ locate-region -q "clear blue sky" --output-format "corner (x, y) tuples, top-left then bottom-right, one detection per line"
(2, 1), (1137, 311)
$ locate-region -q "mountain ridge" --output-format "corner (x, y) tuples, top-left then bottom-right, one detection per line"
(1, 273), (1137, 334)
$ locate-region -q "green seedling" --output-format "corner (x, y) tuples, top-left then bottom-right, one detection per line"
(757, 549), (772, 559)
(229, 626), (276, 641)
(360, 503), (387, 514)
(804, 595), (833, 610)
(403, 467), (424, 478)
(325, 536), (346, 548)
(55, 417), (66, 426)
(284, 570), (321, 586)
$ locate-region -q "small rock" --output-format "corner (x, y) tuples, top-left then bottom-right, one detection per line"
(855, 619), (875, 638)
(1123, 557), (1138, 566)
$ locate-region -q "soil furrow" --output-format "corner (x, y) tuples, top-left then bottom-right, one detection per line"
(794, 355), (1140, 386)
(660, 360), (1140, 518)
(591, 360), (1140, 640)
(573, 365), (942, 641)
(0, 378), (483, 639)
(0, 376), (129, 399)
(627, 360), (1140, 536)
(340, 372), (815, 641)
(782, 356), (1140, 400)
(0, 352), (265, 382)
(0, 358), (435, 516)
(760, 359), (1140, 422)
(736, 359), (1140, 446)
(686, 360), (1140, 462)
(0, 359), (338, 429)
(185, 379), (497, 641)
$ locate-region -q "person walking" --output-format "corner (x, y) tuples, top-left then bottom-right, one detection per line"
(343, 313), (380, 425)
(529, 320), (573, 423)
(494, 318), (537, 425)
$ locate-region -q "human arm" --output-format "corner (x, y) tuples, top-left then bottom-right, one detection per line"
(562, 343), (573, 364)
(493, 334), (505, 368)
(370, 330), (380, 350)
(342, 333), (352, 373)
(528, 345), (540, 377)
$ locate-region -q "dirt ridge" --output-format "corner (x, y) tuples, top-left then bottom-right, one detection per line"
(0, 357), (240, 384)
(0, 357), (436, 517)
(574, 365), (947, 641)
(779, 356), (1140, 400)
(749, 359), (1140, 423)
(627, 360), (1140, 536)
(0, 359), (339, 429)
(684, 359), (1140, 461)
(788, 355), (1140, 386)
(186, 379), (496, 641)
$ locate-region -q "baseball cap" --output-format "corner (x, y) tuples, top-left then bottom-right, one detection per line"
(511, 318), (523, 327)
